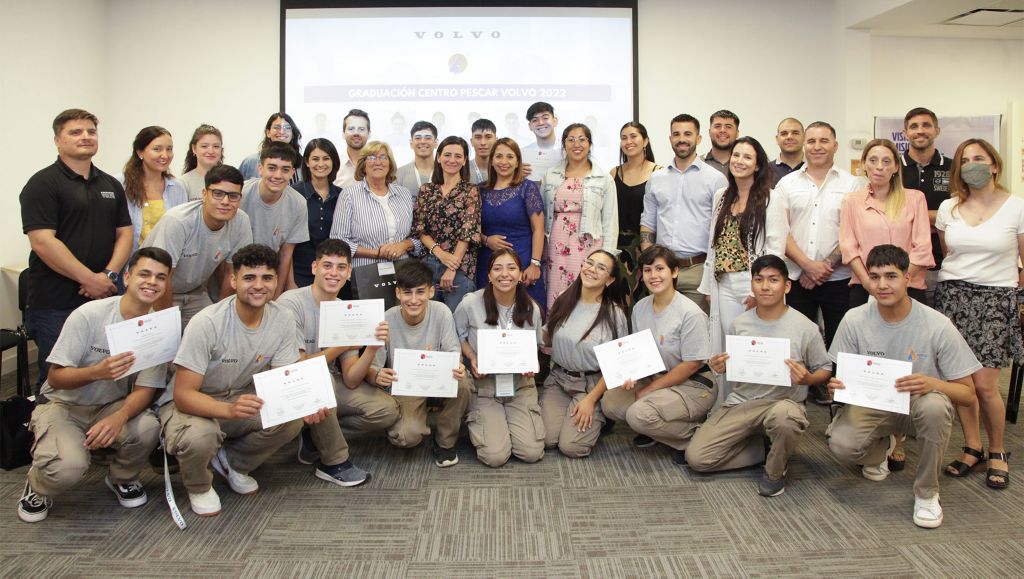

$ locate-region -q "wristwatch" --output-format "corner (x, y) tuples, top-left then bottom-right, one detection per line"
(103, 269), (118, 283)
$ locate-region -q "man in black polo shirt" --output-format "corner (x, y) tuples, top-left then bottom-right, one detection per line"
(899, 107), (951, 306)
(20, 108), (133, 391)
(771, 117), (805, 185)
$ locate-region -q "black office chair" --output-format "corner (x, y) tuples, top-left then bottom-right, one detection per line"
(0, 270), (32, 398)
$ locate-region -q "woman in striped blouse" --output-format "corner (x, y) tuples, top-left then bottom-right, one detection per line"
(329, 141), (421, 269)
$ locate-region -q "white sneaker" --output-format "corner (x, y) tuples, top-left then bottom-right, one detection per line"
(211, 449), (259, 495)
(188, 487), (222, 517)
(862, 435), (895, 482)
(913, 494), (943, 528)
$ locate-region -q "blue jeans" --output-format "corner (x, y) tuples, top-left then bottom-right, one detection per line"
(25, 307), (75, 395)
(423, 255), (475, 312)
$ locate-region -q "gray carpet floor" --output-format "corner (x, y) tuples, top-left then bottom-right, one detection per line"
(1, 368), (1022, 578)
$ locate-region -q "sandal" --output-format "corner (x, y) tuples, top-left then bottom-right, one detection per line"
(887, 434), (907, 472)
(986, 451), (1011, 490)
(944, 446), (985, 477)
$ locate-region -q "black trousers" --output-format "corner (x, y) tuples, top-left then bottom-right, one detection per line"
(786, 279), (850, 349)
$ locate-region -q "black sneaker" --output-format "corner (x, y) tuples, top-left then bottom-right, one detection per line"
(297, 428), (320, 465)
(17, 481), (52, 523)
(758, 473), (786, 497)
(633, 434), (656, 448)
(315, 461), (370, 487)
(433, 444), (459, 468)
(600, 419), (616, 435)
(673, 450), (687, 466)
(105, 475), (148, 508)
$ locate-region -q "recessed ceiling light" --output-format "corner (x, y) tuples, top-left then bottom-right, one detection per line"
(944, 8), (1024, 27)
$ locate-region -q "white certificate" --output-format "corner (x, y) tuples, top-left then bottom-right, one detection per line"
(253, 356), (337, 428)
(104, 306), (182, 375)
(318, 299), (385, 348)
(593, 329), (667, 389)
(834, 352), (912, 415)
(476, 329), (539, 374)
(392, 349), (460, 398)
(725, 335), (792, 387)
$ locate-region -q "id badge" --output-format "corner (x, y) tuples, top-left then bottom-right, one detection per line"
(495, 374), (515, 397)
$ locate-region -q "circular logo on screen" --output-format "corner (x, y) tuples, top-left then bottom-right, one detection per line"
(449, 54), (467, 74)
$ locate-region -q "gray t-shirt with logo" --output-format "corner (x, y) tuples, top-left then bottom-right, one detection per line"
(829, 299), (982, 382)
(160, 296), (301, 405)
(550, 302), (629, 372)
(725, 307), (832, 406)
(142, 200), (252, 294)
(372, 300), (460, 368)
(631, 292), (711, 370)
(41, 296), (166, 406)
(240, 179), (309, 251)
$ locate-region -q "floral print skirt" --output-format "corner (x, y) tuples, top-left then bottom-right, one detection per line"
(935, 279), (1023, 368)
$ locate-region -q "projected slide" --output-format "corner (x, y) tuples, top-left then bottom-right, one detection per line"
(284, 6), (634, 169)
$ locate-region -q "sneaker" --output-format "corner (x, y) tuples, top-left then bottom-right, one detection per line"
(315, 461), (370, 487)
(433, 444), (459, 468)
(17, 481), (51, 523)
(297, 428), (320, 465)
(862, 435), (895, 482)
(758, 473), (786, 497)
(633, 434), (656, 448)
(673, 450), (687, 466)
(912, 494), (943, 528)
(188, 487), (222, 517)
(104, 475), (148, 508)
(211, 449), (259, 495)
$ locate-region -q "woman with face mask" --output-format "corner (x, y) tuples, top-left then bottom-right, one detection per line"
(935, 139), (1024, 490)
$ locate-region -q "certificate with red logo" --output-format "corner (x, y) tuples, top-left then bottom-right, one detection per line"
(594, 329), (666, 389)
(476, 329), (539, 375)
(254, 356), (336, 428)
(318, 299), (385, 347)
(105, 306), (182, 375)
(835, 352), (912, 415)
(725, 335), (792, 388)
(392, 349), (460, 398)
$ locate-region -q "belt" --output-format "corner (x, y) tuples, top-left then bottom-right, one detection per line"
(678, 253), (707, 268)
(689, 372), (714, 389)
(553, 364), (601, 379)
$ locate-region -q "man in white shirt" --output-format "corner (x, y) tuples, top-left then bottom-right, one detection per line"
(395, 121), (437, 196)
(334, 109), (371, 189)
(775, 121), (860, 353)
(521, 102), (560, 182)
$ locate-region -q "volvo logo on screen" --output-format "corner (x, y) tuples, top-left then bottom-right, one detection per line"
(414, 31), (501, 39)
(448, 54), (468, 73)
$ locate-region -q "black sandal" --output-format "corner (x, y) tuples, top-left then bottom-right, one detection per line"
(944, 446), (985, 477)
(986, 451), (1011, 490)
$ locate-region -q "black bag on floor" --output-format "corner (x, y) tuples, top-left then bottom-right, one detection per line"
(1, 395), (34, 470)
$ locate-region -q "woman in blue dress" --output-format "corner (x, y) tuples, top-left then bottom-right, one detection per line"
(477, 137), (546, 309)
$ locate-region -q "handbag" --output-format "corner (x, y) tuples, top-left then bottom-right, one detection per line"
(1, 395), (34, 470)
(351, 260), (401, 310)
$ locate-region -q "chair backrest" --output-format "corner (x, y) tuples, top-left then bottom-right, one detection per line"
(17, 269), (28, 313)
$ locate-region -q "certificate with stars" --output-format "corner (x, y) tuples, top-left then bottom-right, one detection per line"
(593, 329), (666, 389)
(105, 306), (182, 375)
(253, 356), (336, 428)
(834, 352), (912, 415)
(318, 299), (385, 347)
(725, 335), (792, 388)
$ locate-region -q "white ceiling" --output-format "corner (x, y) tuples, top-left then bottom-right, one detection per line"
(849, 0), (1024, 39)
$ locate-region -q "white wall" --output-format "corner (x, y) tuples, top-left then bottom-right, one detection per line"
(2, 0), (1022, 373)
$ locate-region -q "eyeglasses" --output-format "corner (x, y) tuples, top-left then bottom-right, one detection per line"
(366, 154), (390, 163)
(208, 188), (242, 202)
(566, 136), (590, 145)
(583, 259), (610, 273)
(270, 123), (292, 132)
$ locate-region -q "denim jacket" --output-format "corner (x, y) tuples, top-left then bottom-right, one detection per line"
(541, 160), (619, 250)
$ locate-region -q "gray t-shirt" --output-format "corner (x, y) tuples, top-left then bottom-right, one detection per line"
(455, 289), (543, 383)
(395, 162), (428, 199)
(142, 200), (252, 294)
(276, 286), (356, 376)
(240, 179), (310, 251)
(631, 292), (711, 371)
(550, 302), (629, 372)
(161, 296), (302, 405)
(41, 296), (166, 406)
(180, 169), (206, 201)
(725, 307), (832, 406)
(829, 299), (982, 382)
(372, 301), (460, 368)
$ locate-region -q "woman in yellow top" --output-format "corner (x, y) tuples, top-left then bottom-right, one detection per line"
(120, 126), (188, 254)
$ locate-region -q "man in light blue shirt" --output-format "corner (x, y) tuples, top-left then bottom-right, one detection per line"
(640, 113), (727, 309)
